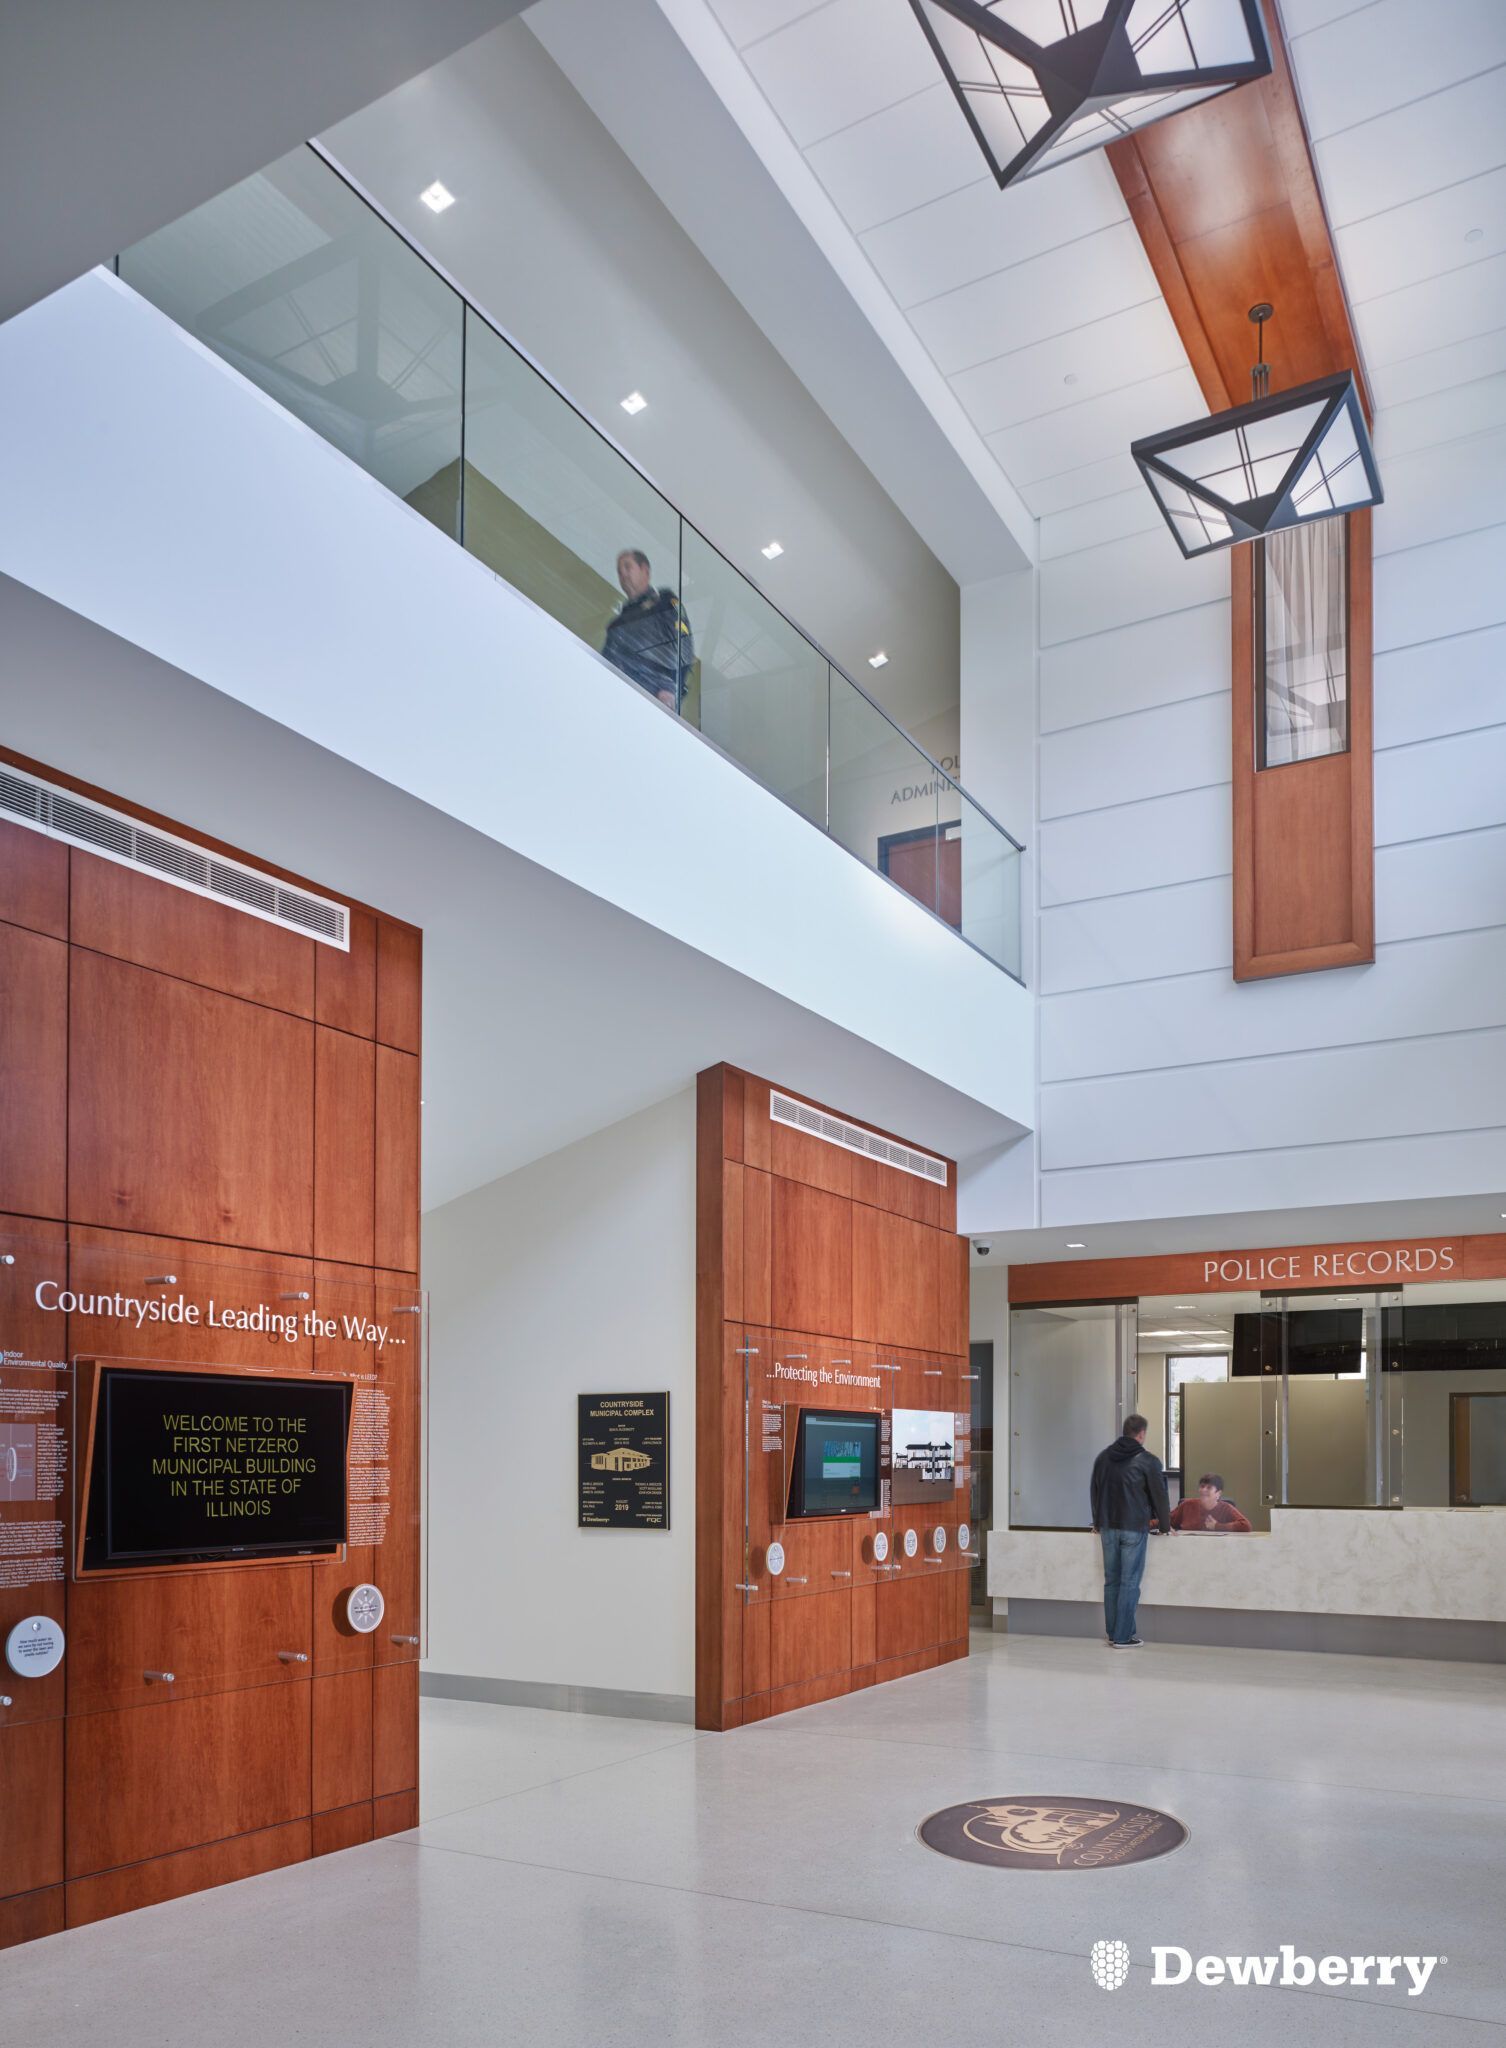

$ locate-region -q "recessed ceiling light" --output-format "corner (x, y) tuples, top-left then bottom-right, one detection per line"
(868, 651), (889, 668)
(1466, 227), (1485, 243)
(419, 181), (455, 214)
(620, 391), (647, 415)
(1066, 1241), (1086, 1250)
(761, 540), (784, 559)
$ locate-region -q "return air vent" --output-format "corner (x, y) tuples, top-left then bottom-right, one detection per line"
(769, 1090), (948, 1187)
(0, 766), (349, 950)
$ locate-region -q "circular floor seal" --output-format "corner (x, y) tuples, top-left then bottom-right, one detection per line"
(919, 1798), (1187, 1870)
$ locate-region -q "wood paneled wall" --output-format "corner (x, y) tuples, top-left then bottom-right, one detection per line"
(0, 757), (422, 1948)
(1109, 0), (1375, 981)
(696, 1067), (971, 1731)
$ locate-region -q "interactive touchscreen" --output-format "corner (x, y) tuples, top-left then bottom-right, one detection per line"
(890, 1407), (956, 1505)
(787, 1409), (881, 1518)
(84, 1367), (351, 1568)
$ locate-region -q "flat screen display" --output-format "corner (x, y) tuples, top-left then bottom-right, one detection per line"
(85, 1367), (351, 1568)
(891, 1407), (956, 1505)
(787, 1409), (881, 1518)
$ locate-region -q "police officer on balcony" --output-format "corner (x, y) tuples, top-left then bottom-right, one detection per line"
(602, 548), (693, 710)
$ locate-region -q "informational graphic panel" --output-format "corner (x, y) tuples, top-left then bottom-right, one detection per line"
(577, 1392), (669, 1530)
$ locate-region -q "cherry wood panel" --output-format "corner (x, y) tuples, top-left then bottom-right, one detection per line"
(875, 1572), (942, 1664)
(314, 1027), (376, 1266)
(68, 951), (314, 1253)
(316, 907), (377, 1037)
(376, 920), (422, 1054)
(0, 818), (67, 939)
(69, 849), (315, 1015)
(313, 1669), (374, 1813)
(852, 1206), (940, 1352)
(770, 1178), (852, 1338)
(1008, 1231), (1506, 1305)
(770, 1589), (851, 1690)
(0, 1719), (64, 1897)
(1109, 3), (1373, 984)
(67, 1226), (316, 1368)
(0, 1887), (65, 1948)
(1232, 511), (1374, 979)
(373, 1660), (419, 1797)
(65, 1819), (310, 1929)
(67, 1563), (312, 1717)
(65, 1670), (312, 1877)
(374, 1046), (420, 1272)
(0, 921), (67, 1220)
(373, 1788), (418, 1838)
(375, 1291), (422, 1665)
(698, 1066), (966, 1730)
(312, 1801), (374, 1856)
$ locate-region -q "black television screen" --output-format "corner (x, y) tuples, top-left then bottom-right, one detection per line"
(787, 1409), (881, 1518)
(85, 1367), (351, 1568)
(1233, 1309), (1362, 1377)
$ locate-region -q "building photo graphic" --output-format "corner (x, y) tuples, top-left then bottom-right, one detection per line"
(0, 0), (1502, 2042)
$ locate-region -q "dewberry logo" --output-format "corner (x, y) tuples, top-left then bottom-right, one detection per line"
(1090, 1939), (1131, 1990)
(1127, 1946), (1444, 1995)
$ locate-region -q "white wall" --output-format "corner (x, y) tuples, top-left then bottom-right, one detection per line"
(1029, 375), (1506, 1228)
(422, 1091), (696, 1697)
(0, 269), (1034, 1136)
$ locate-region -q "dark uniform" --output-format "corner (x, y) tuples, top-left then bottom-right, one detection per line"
(602, 586), (693, 708)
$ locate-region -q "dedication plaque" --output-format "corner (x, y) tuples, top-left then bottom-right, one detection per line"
(577, 1393), (669, 1530)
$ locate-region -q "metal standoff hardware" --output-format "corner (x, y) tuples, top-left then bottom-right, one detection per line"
(0, 1696), (12, 1707)
(144, 1670), (176, 1684)
(733, 1583), (759, 1593)
(392, 1634), (420, 1646)
(277, 1650), (309, 1663)
(784, 1576), (810, 1584)
(279, 1291), (311, 1303)
(144, 1275), (178, 1286)
(830, 1569), (852, 1578)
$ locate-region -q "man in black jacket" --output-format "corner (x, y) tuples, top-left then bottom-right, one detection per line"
(602, 549), (693, 710)
(1090, 1415), (1171, 1648)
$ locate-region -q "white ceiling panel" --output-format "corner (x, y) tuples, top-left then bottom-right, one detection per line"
(1280, 0), (1381, 31)
(1355, 248), (1506, 365)
(804, 84), (983, 236)
(951, 298), (1185, 437)
(987, 366), (1206, 486)
(1375, 370), (1506, 456)
(1338, 167), (1506, 302)
(1292, 0), (1506, 140)
(1314, 67), (1506, 226)
(1022, 449), (1148, 518)
(1370, 323), (1506, 407)
(706, 0), (824, 45)
(908, 224), (1163, 377)
(860, 155), (1128, 310)
(737, 0), (935, 147)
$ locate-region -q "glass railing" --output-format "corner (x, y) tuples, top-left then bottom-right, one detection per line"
(118, 142), (1024, 979)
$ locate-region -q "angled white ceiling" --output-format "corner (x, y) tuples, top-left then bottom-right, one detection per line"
(652, 0), (1208, 522)
(1283, 0), (1506, 412)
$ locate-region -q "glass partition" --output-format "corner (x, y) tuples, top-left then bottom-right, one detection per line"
(681, 526), (827, 822)
(1009, 1303), (1137, 1529)
(830, 678), (940, 912)
(121, 146), (464, 537)
(119, 143), (1024, 980)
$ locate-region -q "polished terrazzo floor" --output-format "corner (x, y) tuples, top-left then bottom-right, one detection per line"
(14, 1631), (1505, 2046)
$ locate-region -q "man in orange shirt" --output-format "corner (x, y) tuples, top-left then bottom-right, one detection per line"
(1170, 1473), (1252, 1533)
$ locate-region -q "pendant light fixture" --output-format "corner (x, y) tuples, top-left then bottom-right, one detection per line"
(908, 0), (1272, 189)
(1130, 306), (1383, 559)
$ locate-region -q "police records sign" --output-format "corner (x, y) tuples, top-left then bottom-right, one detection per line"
(577, 1392), (669, 1531)
(919, 1798), (1187, 1870)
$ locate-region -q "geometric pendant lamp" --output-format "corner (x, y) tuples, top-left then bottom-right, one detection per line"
(908, 0), (1272, 189)
(1130, 308), (1383, 558)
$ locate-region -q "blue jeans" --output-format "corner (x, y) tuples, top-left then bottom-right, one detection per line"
(1100, 1528), (1148, 1644)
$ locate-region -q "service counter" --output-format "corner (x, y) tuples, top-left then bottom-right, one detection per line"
(988, 1508), (1506, 1660)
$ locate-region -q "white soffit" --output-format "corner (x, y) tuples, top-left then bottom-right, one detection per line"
(528, 0), (1036, 574)
(647, 0), (1209, 527)
(1283, 0), (1506, 412)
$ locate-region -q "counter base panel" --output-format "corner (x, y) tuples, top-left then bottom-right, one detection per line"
(1002, 1599), (1506, 1663)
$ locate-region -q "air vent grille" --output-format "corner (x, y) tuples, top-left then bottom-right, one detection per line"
(0, 766), (348, 950)
(769, 1090), (948, 1186)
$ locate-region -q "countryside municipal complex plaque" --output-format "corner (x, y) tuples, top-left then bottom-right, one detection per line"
(577, 1392), (669, 1530)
